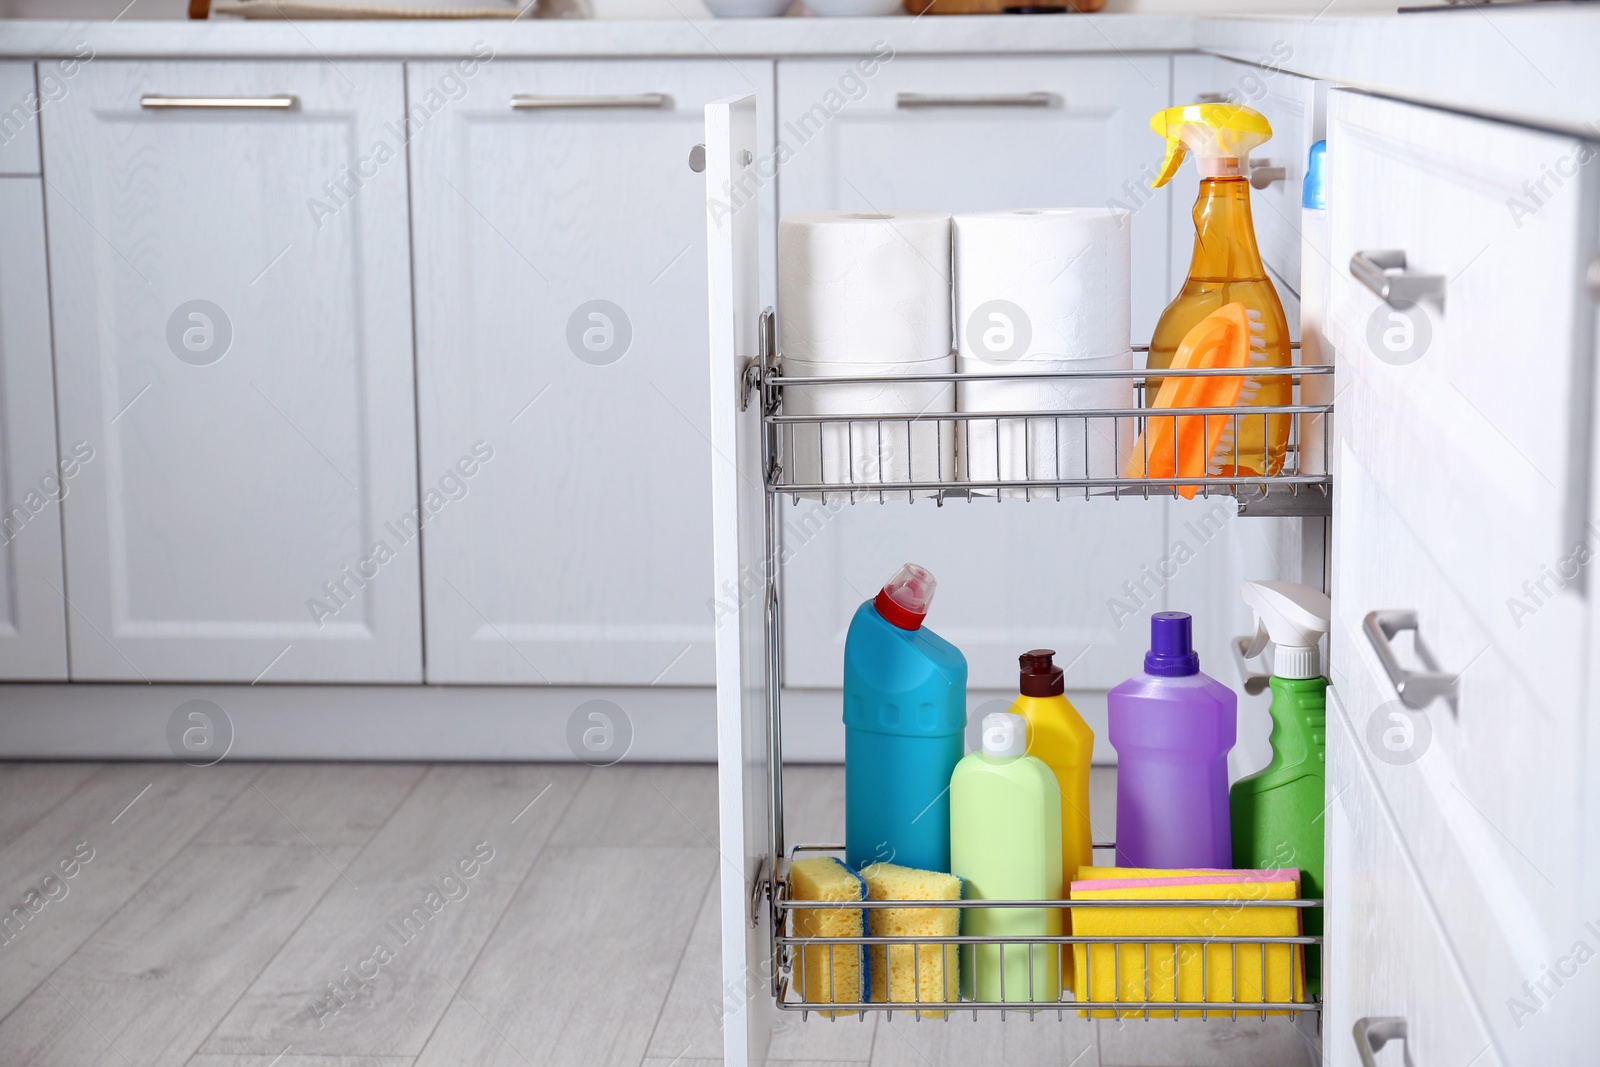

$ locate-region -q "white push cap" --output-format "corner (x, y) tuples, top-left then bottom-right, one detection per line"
(1242, 581), (1331, 680)
(982, 712), (1027, 758)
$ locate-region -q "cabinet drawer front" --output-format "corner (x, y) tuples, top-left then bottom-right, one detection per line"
(1332, 448), (1591, 1063)
(1326, 685), (1502, 1067)
(1326, 90), (1598, 621)
(44, 61), (422, 682)
(410, 58), (773, 685)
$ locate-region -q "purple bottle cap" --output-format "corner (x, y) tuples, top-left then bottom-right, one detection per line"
(1146, 611), (1200, 677)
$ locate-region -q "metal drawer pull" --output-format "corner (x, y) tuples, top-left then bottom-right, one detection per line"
(1350, 249), (1447, 308)
(141, 94), (297, 109)
(510, 93), (671, 110)
(1362, 610), (1457, 711)
(1231, 634), (1271, 696)
(896, 92), (1055, 109)
(1354, 1016), (1414, 1067)
(1249, 160), (1287, 189)
(688, 143), (706, 173)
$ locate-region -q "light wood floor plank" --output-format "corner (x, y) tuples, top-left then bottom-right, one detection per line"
(201, 764), (587, 1058)
(1096, 1016), (1314, 1067)
(412, 845), (714, 1067)
(188, 1057), (414, 1066)
(870, 1011), (1100, 1067)
(0, 763), (102, 850)
(643, 870), (724, 1062)
(196, 763), (429, 868)
(0, 844), (341, 1066)
(0, 763), (259, 1020)
(549, 764), (718, 849)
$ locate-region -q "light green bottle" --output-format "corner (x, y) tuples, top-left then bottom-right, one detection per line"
(951, 711), (1062, 1004)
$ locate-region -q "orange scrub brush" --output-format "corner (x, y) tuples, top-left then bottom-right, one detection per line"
(1126, 303), (1265, 498)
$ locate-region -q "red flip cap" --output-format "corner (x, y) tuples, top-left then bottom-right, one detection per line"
(874, 563), (937, 631)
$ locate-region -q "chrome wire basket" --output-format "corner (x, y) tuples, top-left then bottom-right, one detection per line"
(772, 844), (1323, 1023)
(749, 311), (1334, 514)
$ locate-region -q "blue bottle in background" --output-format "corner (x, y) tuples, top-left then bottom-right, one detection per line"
(844, 563), (968, 873)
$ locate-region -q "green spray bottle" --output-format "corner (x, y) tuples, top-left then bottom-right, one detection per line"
(1228, 580), (1330, 996)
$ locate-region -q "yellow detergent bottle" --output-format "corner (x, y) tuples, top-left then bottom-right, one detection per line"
(1009, 649), (1094, 992)
(1147, 104), (1292, 477)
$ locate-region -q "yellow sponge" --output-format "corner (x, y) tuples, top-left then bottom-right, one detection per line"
(1069, 868), (1304, 1019)
(860, 862), (961, 1017)
(789, 857), (866, 1015)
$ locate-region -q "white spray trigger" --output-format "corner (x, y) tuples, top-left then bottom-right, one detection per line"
(1241, 581), (1331, 680)
(1244, 617), (1271, 660)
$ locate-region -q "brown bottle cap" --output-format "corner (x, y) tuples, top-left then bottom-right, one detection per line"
(1019, 649), (1064, 697)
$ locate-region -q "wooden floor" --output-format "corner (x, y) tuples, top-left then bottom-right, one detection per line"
(0, 762), (1314, 1067)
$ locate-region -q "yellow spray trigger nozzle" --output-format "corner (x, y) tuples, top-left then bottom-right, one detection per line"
(1149, 103), (1273, 188)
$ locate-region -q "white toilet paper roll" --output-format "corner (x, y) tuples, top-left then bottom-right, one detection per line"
(954, 209), (1130, 365)
(781, 357), (956, 492)
(956, 351), (1134, 497)
(779, 211), (953, 366)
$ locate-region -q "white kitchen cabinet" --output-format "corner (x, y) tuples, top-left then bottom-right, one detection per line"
(1325, 89), (1599, 1065)
(0, 61), (41, 175)
(1325, 92), (1596, 917)
(0, 178), (67, 678)
(43, 61), (422, 683)
(1325, 684), (1505, 1067)
(775, 55), (1178, 693)
(704, 92), (772, 1067)
(1332, 448), (1592, 1065)
(409, 58), (773, 685)
(1326, 90), (1597, 636)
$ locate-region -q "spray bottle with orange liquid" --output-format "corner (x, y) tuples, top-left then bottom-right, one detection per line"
(1146, 104), (1291, 477)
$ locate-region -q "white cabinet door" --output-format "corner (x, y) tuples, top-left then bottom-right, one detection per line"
(44, 61), (422, 683)
(775, 55), (1179, 693)
(705, 94), (774, 1067)
(1326, 90), (1597, 638)
(1332, 449), (1585, 1066)
(1325, 685), (1504, 1067)
(0, 178), (67, 678)
(410, 58), (773, 685)
(0, 61), (42, 176)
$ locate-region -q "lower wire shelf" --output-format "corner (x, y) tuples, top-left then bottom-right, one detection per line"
(770, 843), (1323, 1023)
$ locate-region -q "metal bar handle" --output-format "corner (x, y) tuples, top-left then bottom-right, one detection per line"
(1354, 1016), (1414, 1067)
(141, 95), (297, 109)
(896, 91), (1055, 109)
(510, 93), (671, 110)
(1362, 610), (1457, 710)
(1249, 160), (1287, 189)
(1350, 249), (1447, 307)
(1232, 634), (1271, 696)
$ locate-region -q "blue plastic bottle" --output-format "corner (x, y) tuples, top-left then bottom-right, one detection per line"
(844, 563), (968, 873)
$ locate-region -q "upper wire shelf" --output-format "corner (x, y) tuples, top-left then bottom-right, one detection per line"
(750, 309), (1333, 514)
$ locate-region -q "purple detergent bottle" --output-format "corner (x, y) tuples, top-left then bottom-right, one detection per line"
(1108, 612), (1236, 869)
